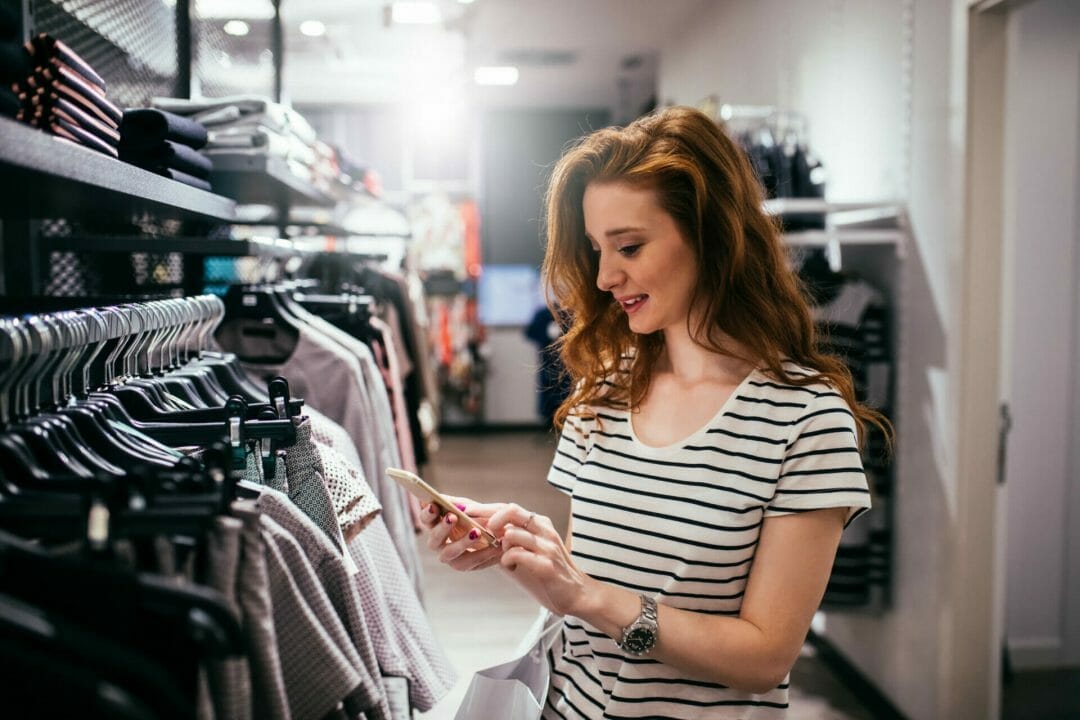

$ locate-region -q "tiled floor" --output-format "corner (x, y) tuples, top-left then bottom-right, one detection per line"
(415, 429), (875, 720)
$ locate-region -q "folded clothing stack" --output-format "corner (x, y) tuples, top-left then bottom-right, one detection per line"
(5, 33), (123, 158)
(151, 95), (321, 190)
(118, 108), (212, 192)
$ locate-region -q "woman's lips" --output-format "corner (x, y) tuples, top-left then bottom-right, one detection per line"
(619, 295), (648, 314)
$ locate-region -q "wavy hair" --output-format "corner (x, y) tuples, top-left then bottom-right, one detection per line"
(541, 106), (891, 450)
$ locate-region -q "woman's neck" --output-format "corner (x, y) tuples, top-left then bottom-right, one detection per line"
(659, 323), (756, 384)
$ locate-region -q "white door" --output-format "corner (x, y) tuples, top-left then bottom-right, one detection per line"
(997, 0), (1080, 673)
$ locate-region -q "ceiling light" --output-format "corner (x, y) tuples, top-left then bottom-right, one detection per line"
(474, 65), (518, 86)
(299, 20), (326, 37)
(223, 20), (250, 36)
(391, 2), (441, 25)
(457, 0), (476, 4)
(196, 1), (274, 20)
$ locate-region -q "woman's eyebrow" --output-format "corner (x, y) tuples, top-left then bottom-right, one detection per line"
(605, 226), (647, 238)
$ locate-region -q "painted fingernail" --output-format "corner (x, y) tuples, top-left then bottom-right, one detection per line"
(455, 503), (467, 511)
(428, 504), (437, 514)
(445, 514), (454, 524)
(468, 529), (479, 540)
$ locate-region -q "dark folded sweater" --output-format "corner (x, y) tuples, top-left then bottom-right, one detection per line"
(120, 108), (208, 151)
(119, 139), (213, 180)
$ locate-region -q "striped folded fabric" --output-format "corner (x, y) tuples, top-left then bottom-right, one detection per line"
(3, 33), (122, 158)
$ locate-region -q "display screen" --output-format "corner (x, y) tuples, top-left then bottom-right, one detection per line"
(477, 264), (544, 326)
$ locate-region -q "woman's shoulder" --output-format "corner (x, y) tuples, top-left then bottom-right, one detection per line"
(758, 360), (844, 400)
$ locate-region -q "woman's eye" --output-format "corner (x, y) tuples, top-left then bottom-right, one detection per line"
(619, 245), (641, 257)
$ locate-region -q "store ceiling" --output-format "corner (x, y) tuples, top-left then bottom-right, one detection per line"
(196, 0), (708, 108)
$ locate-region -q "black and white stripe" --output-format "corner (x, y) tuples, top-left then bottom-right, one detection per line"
(543, 361), (870, 719)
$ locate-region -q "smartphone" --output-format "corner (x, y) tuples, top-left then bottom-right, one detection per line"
(385, 468), (500, 548)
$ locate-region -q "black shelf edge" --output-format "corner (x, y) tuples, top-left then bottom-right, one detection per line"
(0, 118), (236, 224)
(40, 234), (300, 257)
(208, 153), (336, 208)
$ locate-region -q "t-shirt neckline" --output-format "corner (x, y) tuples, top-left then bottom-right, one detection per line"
(626, 367), (759, 453)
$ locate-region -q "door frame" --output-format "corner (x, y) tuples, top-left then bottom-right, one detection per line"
(947, 1), (1012, 718)
(954, 0), (1080, 716)
(1065, 108), (1080, 665)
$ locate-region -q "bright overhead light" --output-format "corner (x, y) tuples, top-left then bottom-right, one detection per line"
(391, 1), (441, 25)
(299, 20), (326, 37)
(197, 1), (274, 20)
(474, 65), (518, 86)
(223, 20), (250, 36)
(457, 0), (476, 4)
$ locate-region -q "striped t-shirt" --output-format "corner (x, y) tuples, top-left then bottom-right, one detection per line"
(544, 362), (871, 719)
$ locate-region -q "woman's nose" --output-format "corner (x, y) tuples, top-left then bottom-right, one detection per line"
(595, 252), (622, 292)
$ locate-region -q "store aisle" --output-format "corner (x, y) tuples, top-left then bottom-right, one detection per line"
(416, 430), (875, 720)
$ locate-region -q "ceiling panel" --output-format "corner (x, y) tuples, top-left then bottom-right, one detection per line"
(196, 0), (707, 108)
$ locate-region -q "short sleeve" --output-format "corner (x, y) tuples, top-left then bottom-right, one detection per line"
(765, 390), (871, 527)
(547, 413), (590, 496)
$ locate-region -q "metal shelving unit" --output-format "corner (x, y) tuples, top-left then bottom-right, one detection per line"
(0, 118), (236, 225)
(209, 153), (336, 208)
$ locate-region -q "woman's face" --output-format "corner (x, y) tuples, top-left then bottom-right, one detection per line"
(583, 180), (699, 336)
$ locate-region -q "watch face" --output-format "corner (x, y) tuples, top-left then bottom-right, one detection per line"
(624, 627), (656, 654)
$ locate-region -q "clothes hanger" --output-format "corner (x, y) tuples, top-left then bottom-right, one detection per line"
(186, 295), (272, 402)
(49, 312), (178, 469)
(5, 316), (104, 477)
(217, 283), (302, 364)
(0, 318), (56, 482)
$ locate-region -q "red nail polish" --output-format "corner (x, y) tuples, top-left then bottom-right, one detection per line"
(469, 529), (479, 540)
(455, 503), (467, 511)
(428, 505), (437, 514)
(445, 514), (454, 524)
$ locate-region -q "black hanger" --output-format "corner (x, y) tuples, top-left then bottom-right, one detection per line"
(217, 284), (301, 364)
(5, 316), (119, 477)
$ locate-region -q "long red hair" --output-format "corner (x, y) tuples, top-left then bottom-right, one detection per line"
(541, 106), (891, 449)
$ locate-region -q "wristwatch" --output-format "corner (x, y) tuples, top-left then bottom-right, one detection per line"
(618, 594), (659, 656)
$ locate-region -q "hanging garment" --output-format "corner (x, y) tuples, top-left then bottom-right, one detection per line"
(204, 515), (254, 720)
(346, 519), (458, 712)
(219, 318), (424, 596)
(258, 488), (391, 720)
(801, 263), (894, 609)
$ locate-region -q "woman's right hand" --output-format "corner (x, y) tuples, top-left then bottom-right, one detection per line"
(418, 496), (505, 572)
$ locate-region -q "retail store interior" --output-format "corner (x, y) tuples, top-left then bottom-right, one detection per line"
(0, 0), (1078, 718)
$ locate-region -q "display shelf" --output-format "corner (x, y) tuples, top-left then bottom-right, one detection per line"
(0, 118), (236, 224)
(40, 234), (298, 258)
(783, 228), (906, 247)
(763, 198), (904, 215)
(208, 153), (336, 208)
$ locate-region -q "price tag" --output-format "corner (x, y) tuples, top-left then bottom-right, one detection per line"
(382, 675), (411, 720)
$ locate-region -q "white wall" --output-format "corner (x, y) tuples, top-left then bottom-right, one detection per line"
(483, 327), (543, 425)
(659, 1), (964, 717)
(1001, 0), (1080, 669)
(660, 0), (905, 201)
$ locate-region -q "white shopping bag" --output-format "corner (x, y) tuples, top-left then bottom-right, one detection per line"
(454, 610), (562, 720)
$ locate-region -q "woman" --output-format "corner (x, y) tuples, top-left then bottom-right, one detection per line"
(420, 106), (888, 719)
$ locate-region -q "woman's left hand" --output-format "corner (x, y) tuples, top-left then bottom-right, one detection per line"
(487, 503), (594, 617)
